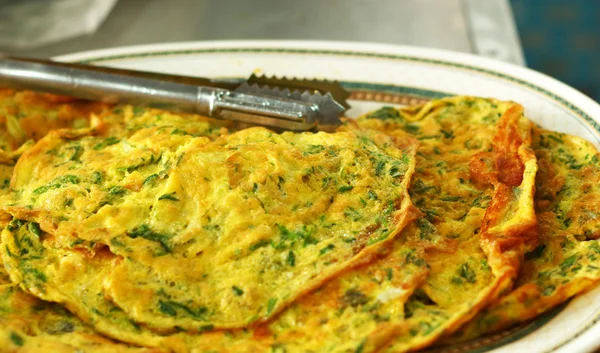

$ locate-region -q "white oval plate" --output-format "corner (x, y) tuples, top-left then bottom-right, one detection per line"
(56, 40), (600, 353)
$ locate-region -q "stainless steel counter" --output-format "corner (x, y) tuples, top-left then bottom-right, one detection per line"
(5, 0), (525, 65)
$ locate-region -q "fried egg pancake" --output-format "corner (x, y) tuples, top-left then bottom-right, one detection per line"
(0, 252), (152, 353)
(1, 221), (189, 351)
(2, 122), (418, 332)
(2, 129), (423, 353)
(0, 283), (156, 353)
(1, 217), (429, 352)
(7, 92), (600, 352)
(0, 94), (161, 352)
(354, 97), (537, 352)
(444, 126), (600, 341)
(0, 89), (108, 151)
(0, 90), (110, 224)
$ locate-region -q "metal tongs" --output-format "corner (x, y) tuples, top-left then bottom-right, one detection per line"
(0, 56), (350, 131)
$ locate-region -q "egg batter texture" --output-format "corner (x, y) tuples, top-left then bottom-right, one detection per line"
(354, 97), (538, 352)
(444, 126), (600, 342)
(3, 91), (600, 353)
(1, 114), (419, 335)
(0, 274), (156, 352)
(0, 95), (160, 352)
(2, 217), (430, 352)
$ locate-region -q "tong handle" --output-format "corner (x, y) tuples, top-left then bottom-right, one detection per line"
(0, 56), (318, 131)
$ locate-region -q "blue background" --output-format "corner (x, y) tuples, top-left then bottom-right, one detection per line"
(511, 0), (600, 102)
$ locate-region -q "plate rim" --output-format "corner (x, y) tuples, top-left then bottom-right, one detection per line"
(54, 39), (600, 120)
(53, 39), (600, 353)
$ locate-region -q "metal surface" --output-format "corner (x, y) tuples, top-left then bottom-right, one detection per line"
(0, 57), (345, 130)
(2, 0), (524, 66)
(463, 0), (526, 65)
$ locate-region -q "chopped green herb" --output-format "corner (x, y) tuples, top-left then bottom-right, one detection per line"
(303, 145), (325, 155)
(287, 250), (296, 266)
(338, 185), (353, 193)
(472, 195), (492, 208)
(91, 171), (102, 184)
(33, 175), (80, 195)
(126, 225), (171, 253)
(108, 186), (127, 197)
(389, 166), (403, 178)
(62, 144), (83, 163)
(133, 106), (145, 116)
(322, 176), (332, 188)
(386, 268), (393, 281)
(277, 225), (318, 247)
(319, 244), (335, 255)
(458, 263), (476, 283)
(375, 160), (386, 176)
(589, 242), (600, 254)
(92, 136), (120, 150)
(344, 207), (362, 221)
(355, 338), (367, 353)
(368, 190), (378, 200)
(451, 276), (463, 285)
(416, 218), (435, 240)
(525, 244), (546, 260)
(176, 153), (186, 166)
(542, 284), (556, 296)
(232, 286), (244, 296)
(157, 300), (207, 320)
(158, 300), (177, 317)
(249, 239), (271, 251)
(198, 324), (214, 332)
(366, 107), (401, 120)
(404, 124), (420, 133)
(413, 180), (436, 194)
(440, 129), (455, 139)
(266, 298), (277, 315)
(548, 134), (564, 143)
(158, 192), (179, 201)
(143, 173), (159, 186)
(27, 222), (41, 238)
(23, 268), (47, 283)
(367, 234), (388, 245)
(560, 255), (577, 271)
(9, 332), (24, 346)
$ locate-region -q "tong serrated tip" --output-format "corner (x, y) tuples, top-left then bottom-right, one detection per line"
(247, 74), (351, 109)
(235, 82), (345, 128)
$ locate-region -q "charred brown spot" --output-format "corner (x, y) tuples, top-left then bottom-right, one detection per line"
(352, 223), (381, 255)
(252, 325), (272, 339)
(341, 289), (368, 308)
(496, 153), (524, 187)
(469, 152), (496, 186)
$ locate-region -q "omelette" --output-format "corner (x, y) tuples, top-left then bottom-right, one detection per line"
(0, 267), (155, 352)
(1, 89), (600, 353)
(444, 126), (600, 342)
(2, 217), (429, 352)
(1, 109), (419, 335)
(0, 93), (156, 352)
(354, 97), (537, 352)
(0, 89), (110, 159)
